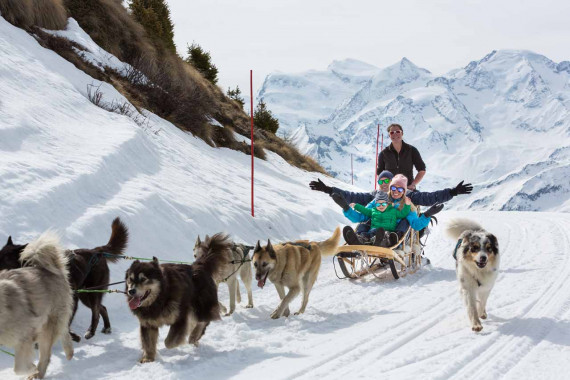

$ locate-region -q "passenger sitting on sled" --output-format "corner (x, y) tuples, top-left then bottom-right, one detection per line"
(332, 174), (441, 246)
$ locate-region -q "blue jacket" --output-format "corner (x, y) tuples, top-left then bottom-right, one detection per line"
(343, 199), (431, 231)
(331, 186), (453, 207)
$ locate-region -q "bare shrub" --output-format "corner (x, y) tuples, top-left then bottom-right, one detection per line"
(87, 83), (104, 107)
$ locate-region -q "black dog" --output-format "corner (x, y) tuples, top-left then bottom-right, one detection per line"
(125, 253), (221, 363)
(0, 217), (128, 342)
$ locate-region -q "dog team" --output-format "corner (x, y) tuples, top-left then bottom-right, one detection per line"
(0, 212), (498, 379)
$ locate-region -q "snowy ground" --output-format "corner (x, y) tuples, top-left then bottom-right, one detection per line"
(2, 212), (570, 380)
(1, 15), (570, 380)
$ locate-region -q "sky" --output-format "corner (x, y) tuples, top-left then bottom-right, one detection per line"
(167, 0), (570, 106)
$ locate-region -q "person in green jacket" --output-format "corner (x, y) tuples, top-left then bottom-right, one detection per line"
(333, 191), (412, 247)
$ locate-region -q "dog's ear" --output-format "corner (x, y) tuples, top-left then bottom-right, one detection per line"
(205, 234), (210, 242)
(255, 240), (262, 252)
(460, 231), (472, 242)
(267, 239), (276, 259)
(486, 233), (499, 254)
(152, 256), (159, 266)
(196, 235), (201, 245)
(7, 236), (13, 246)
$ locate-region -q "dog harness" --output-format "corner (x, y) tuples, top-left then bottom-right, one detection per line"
(452, 239), (462, 260)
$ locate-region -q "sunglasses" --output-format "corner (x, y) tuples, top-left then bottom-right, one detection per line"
(389, 130), (402, 135)
(378, 178), (390, 184)
(390, 186), (405, 193)
(375, 202), (388, 207)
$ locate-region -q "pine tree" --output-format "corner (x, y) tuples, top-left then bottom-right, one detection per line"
(254, 100), (279, 134)
(129, 0), (176, 53)
(227, 86), (245, 108)
(185, 43), (219, 84)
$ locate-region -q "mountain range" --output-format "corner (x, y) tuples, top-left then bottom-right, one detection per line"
(258, 50), (570, 212)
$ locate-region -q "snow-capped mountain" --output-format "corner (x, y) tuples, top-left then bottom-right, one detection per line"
(259, 50), (570, 212)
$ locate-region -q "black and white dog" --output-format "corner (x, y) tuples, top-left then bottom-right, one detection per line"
(446, 218), (499, 332)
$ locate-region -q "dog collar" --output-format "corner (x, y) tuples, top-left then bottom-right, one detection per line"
(452, 238), (463, 260)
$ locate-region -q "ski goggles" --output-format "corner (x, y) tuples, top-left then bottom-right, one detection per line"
(378, 178), (391, 184)
(390, 186), (405, 193)
(389, 130), (402, 135)
(375, 202), (388, 207)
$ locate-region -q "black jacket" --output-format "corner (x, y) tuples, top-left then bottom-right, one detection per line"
(377, 141), (426, 183)
(330, 187), (453, 207)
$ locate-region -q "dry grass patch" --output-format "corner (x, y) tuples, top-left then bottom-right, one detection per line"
(0, 0), (67, 29)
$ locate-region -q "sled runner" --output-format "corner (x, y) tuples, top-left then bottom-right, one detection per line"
(333, 226), (429, 280)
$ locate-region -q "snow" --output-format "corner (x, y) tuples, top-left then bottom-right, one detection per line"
(1, 15), (570, 380)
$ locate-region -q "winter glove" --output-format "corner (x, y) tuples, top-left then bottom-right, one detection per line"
(422, 203), (444, 218)
(309, 178), (333, 194)
(331, 193), (350, 211)
(450, 180), (473, 196)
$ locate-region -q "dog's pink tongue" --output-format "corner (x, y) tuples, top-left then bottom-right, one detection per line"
(257, 279), (265, 289)
(129, 296), (142, 310)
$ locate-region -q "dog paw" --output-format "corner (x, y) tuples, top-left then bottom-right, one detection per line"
(66, 350), (74, 361)
(270, 310), (281, 319)
(480, 312), (487, 320)
(70, 332), (81, 343)
(245, 304), (254, 309)
(294, 310), (304, 316)
(140, 356), (155, 364)
(84, 331), (94, 340)
(472, 324), (483, 332)
(101, 327), (112, 334)
(26, 372), (40, 380)
(283, 308), (290, 317)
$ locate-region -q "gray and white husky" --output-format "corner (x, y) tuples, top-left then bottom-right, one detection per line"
(194, 234), (253, 315)
(0, 232), (74, 379)
(446, 218), (500, 332)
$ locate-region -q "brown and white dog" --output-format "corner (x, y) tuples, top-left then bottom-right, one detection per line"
(252, 227), (340, 319)
(125, 253), (221, 363)
(446, 218), (500, 332)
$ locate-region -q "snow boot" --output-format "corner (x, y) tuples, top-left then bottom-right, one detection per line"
(387, 232), (399, 247)
(343, 226), (361, 245)
(372, 228), (386, 247)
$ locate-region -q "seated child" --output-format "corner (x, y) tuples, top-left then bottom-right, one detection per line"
(332, 193), (411, 247)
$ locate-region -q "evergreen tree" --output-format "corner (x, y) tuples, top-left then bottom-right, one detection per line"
(129, 0), (176, 53)
(227, 86), (245, 108)
(185, 43), (218, 84)
(254, 100), (279, 134)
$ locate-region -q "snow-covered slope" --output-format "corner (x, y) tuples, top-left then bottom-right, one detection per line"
(260, 51), (570, 212)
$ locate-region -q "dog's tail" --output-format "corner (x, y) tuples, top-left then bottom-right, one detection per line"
(193, 232), (232, 277)
(192, 233), (233, 322)
(96, 217), (129, 263)
(317, 226), (341, 256)
(20, 231), (69, 278)
(446, 218), (483, 240)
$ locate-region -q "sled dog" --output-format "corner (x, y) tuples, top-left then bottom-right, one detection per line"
(446, 218), (499, 332)
(194, 234), (254, 315)
(125, 254), (221, 363)
(0, 232), (74, 379)
(0, 217), (129, 342)
(252, 227), (341, 319)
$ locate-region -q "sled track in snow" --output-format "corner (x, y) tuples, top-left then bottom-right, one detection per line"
(287, 213), (570, 380)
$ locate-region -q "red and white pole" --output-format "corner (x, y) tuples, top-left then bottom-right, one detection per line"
(374, 124), (380, 189)
(250, 70), (254, 217)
